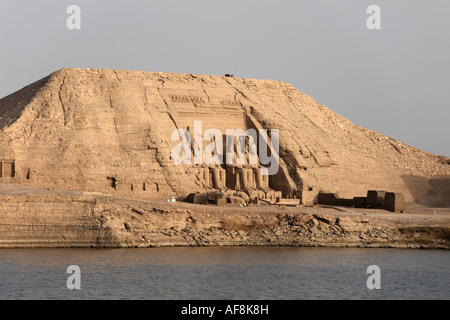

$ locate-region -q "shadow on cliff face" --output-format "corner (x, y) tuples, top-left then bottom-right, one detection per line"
(0, 75), (51, 130)
(401, 174), (450, 208)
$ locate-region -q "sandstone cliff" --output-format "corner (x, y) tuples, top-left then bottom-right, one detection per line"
(0, 68), (449, 249)
(0, 68), (448, 206)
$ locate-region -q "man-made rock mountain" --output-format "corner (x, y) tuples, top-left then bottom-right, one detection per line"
(0, 68), (448, 207)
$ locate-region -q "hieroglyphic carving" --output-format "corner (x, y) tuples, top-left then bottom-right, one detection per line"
(169, 94), (241, 107)
(170, 95), (206, 104)
(191, 96), (205, 105)
(170, 95), (191, 103)
(220, 99), (241, 107)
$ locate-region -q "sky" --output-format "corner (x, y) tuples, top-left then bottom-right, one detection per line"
(0, 0), (449, 156)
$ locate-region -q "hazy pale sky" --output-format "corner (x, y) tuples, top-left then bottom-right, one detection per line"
(1, 0), (449, 156)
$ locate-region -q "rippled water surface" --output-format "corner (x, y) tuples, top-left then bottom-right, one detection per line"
(0, 247), (448, 299)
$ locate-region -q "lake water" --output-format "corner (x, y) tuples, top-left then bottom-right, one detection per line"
(0, 247), (448, 300)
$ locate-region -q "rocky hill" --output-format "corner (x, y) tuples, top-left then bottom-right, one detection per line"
(0, 68), (448, 206)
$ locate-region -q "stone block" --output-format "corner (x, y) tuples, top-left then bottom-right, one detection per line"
(383, 192), (406, 212)
(367, 190), (387, 209)
(228, 196), (246, 205)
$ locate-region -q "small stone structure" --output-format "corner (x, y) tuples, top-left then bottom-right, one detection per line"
(186, 193), (209, 205)
(367, 190), (387, 209)
(318, 190), (406, 213)
(383, 192), (406, 212)
(317, 193), (355, 207)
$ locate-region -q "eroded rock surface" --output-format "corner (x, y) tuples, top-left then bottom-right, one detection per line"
(0, 68), (449, 248)
(0, 68), (448, 206)
(0, 191), (448, 249)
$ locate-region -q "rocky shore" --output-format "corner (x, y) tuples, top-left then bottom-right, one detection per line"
(0, 191), (448, 249)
